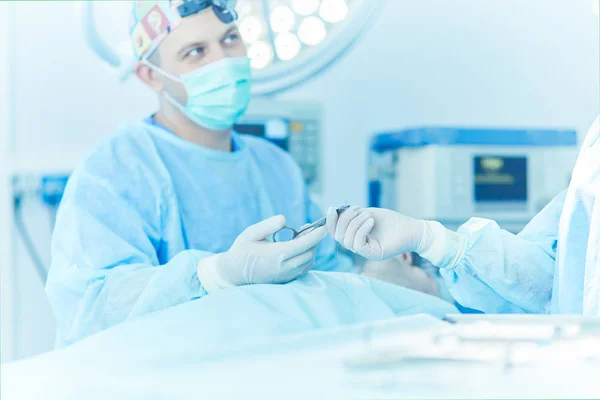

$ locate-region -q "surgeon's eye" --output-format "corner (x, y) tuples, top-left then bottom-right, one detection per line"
(184, 46), (206, 59)
(222, 32), (241, 46)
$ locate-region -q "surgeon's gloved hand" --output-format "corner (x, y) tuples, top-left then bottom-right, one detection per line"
(326, 207), (467, 268)
(197, 215), (327, 293)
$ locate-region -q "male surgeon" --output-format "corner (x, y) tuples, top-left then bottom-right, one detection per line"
(46, 0), (347, 347)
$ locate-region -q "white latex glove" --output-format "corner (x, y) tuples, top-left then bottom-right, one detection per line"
(326, 207), (467, 268)
(198, 215), (326, 293)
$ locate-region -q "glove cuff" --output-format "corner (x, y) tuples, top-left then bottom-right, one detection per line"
(417, 221), (467, 269)
(197, 254), (236, 293)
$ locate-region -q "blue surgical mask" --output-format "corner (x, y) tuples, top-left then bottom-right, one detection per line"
(147, 57), (252, 131)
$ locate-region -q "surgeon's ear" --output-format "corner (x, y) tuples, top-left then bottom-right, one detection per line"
(134, 62), (165, 94)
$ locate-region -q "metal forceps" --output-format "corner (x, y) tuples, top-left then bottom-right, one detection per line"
(272, 205), (350, 242)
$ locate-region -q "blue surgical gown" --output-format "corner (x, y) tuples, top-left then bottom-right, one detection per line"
(442, 117), (600, 315)
(46, 118), (349, 347)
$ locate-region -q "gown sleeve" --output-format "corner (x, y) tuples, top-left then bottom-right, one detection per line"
(440, 190), (565, 314)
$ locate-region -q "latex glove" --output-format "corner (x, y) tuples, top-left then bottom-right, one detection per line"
(326, 207), (467, 268)
(198, 215), (326, 293)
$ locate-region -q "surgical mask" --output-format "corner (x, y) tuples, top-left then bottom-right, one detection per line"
(147, 57), (252, 131)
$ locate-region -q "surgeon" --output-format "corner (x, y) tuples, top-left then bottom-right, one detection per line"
(327, 117), (600, 316)
(46, 0), (348, 347)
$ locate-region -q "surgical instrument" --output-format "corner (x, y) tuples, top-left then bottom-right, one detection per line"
(272, 205), (350, 242)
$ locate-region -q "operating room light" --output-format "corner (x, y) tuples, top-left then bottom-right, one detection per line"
(236, 0), (383, 94)
(270, 5), (296, 33)
(248, 40), (274, 69)
(235, 0), (367, 70)
(291, 0), (321, 16)
(239, 0), (349, 67)
(319, 0), (349, 23)
(275, 32), (301, 61)
(298, 17), (327, 46)
(239, 15), (263, 43)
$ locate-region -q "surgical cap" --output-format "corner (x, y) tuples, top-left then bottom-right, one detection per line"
(129, 0), (238, 60)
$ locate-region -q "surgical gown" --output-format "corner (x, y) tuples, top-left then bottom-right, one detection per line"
(46, 119), (349, 347)
(442, 117), (600, 315)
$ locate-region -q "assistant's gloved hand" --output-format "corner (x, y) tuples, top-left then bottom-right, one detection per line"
(198, 215), (327, 293)
(326, 206), (467, 268)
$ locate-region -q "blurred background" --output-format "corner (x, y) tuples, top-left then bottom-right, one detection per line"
(1, 0), (598, 361)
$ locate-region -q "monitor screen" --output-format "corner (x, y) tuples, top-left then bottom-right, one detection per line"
(474, 156), (527, 202)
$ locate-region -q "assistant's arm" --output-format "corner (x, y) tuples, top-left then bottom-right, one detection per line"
(438, 191), (565, 313)
(326, 191), (565, 313)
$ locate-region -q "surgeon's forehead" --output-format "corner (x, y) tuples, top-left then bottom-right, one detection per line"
(158, 8), (237, 53)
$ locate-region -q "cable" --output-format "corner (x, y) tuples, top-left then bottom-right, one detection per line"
(13, 193), (48, 283)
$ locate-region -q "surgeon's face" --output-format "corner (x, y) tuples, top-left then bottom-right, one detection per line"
(139, 8), (247, 103)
